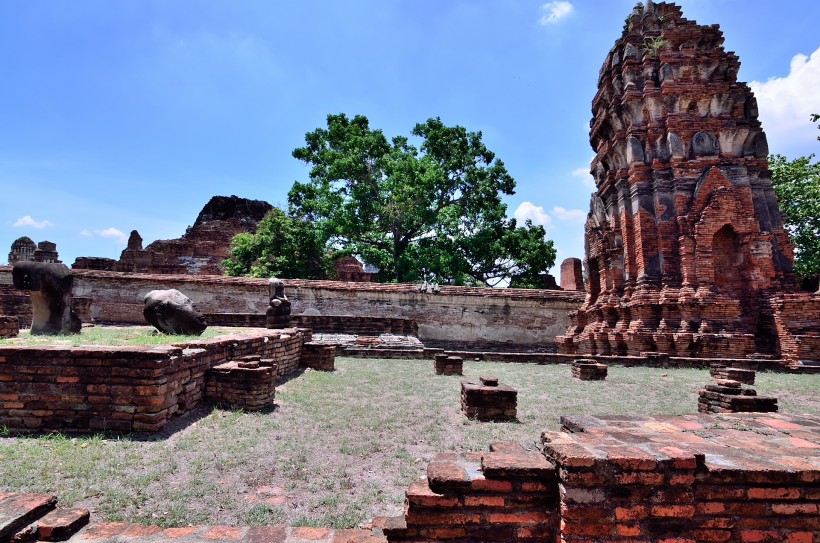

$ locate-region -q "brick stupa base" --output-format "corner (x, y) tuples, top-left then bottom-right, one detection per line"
(571, 359), (608, 380)
(434, 354), (463, 375)
(461, 376), (517, 421)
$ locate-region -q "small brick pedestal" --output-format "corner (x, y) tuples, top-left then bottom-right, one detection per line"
(461, 376), (517, 421)
(571, 359), (607, 380)
(709, 364), (755, 384)
(300, 343), (336, 371)
(698, 379), (777, 413)
(434, 354), (463, 375)
(0, 315), (19, 338)
(205, 356), (277, 411)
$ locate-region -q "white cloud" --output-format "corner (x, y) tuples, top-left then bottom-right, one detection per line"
(79, 229), (93, 237)
(13, 216), (52, 229)
(750, 47), (820, 155)
(539, 1), (573, 25)
(571, 166), (596, 189)
(96, 227), (128, 245)
(514, 201), (554, 232)
(550, 206), (586, 222)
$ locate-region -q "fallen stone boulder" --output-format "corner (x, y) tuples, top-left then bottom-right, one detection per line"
(143, 289), (207, 335)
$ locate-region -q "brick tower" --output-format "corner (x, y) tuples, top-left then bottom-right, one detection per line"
(557, 2), (800, 359)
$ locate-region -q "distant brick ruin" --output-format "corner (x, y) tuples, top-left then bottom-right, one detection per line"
(558, 2), (820, 365)
(72, 195), (272, 275)
(8, 237), (61, 265)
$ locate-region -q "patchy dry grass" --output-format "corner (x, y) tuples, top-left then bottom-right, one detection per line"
(0, 357), (817, 528)
(0, 326), (246, 347)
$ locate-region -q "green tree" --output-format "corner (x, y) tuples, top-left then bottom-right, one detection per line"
(288, 114), (556, 286)
(770, 153), (820, 288)
(223, 207), (334, 279)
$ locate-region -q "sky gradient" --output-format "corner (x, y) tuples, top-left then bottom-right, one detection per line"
(2, 0), (819, 279)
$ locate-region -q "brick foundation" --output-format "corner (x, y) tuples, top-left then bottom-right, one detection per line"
(0, 328), (306, 433)
(461, 377), (517, 421)
(434, 354), (463, 375)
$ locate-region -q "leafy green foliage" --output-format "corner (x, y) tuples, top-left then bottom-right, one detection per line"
(288, 114), (556, 286)
(770, 153), (820, 285)
(223, 207), (334, 279)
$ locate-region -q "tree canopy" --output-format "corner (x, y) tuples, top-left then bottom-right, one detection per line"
(287, 114), (556, 286)
(223, 207), (333, 279)
(770, 150), (820, 289)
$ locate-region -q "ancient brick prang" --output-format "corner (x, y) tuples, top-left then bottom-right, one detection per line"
(557, 2), (819, 364)
(72, 195), (272, 276)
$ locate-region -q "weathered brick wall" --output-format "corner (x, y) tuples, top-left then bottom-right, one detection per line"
(0, 328), (305, 433)
(0, 316), (19, 338)
(1, 268), (582, 352)
(0, 284), (33, 329)
(769, 292), (820, 364)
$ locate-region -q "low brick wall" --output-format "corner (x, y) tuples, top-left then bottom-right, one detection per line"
(0, 328), (306, 433)
(0, 316), (19, 338)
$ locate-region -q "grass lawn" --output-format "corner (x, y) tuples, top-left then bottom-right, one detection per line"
(0, 356), (817, 529)
(0, 326), (242, 347)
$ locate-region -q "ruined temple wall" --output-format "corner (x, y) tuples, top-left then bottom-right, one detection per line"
(0, 268), (584, 351)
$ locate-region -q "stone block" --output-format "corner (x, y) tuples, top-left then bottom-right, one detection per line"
(571, 359), (607, 380)
(434, 354), (463, 376)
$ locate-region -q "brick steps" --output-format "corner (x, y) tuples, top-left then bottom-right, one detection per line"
(374, 442), (558, 542)
(0, 493), (90, 543)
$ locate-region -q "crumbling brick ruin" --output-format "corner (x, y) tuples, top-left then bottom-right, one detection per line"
(8, 237), (61, 265)
(557, 2), (820, 366)
(72, 195), (272, 275)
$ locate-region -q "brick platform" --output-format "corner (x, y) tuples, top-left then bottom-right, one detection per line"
(382, 412), (820, 542)
(461, 377), (517, 421)
(571, 359), (607, 380)
(434, 354), (463, 375)
(0, 315), (19, 338)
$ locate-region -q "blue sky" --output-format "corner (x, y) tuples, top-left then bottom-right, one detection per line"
(2, 1), (819, 278)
